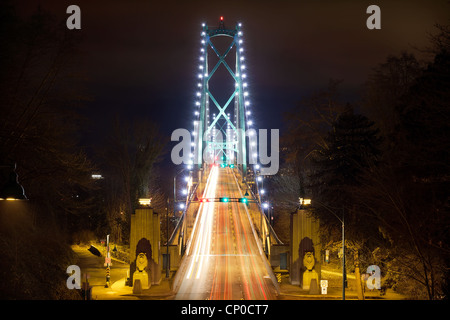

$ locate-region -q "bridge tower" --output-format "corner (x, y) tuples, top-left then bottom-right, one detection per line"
(192, 17), (256, 177)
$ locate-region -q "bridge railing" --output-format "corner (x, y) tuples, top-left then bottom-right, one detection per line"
(168, 165), (283, 255)
(231, 168), (284, 247)
(167, 177), (199, 247)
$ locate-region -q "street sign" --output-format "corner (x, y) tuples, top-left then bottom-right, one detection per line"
(320, 280), (328, 294)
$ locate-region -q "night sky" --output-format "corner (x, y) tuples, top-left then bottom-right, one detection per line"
(15, 0), (450, 149)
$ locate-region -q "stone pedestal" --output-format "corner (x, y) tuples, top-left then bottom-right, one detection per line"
(303, 270), (319, 290)
(133, 279), (142, 294)
(309, 278), (320, 295)
(133, 270), (149, 290)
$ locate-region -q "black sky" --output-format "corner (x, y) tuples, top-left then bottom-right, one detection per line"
(15, 0), (450, 146)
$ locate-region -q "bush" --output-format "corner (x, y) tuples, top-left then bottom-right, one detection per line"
(71, 230), (96, 246)
(0, 203), (81, 299)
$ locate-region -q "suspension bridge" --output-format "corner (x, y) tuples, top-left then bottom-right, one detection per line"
(169, 17), (283, 300)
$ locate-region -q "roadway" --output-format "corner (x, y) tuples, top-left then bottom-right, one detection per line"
(72, 245), (129, 288)
(175, 165), (278, 300)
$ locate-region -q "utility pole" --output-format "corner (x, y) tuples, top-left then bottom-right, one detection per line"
(314, 200), (346, 300)
(342, 214), (345, 300)
(104, 234), (111, 288)
(166, 197), (170, 278)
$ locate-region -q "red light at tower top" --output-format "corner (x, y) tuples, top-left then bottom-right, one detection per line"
(219, 16), (225, 28)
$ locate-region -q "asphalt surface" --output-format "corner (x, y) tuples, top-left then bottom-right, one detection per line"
(73, 245), (129, 289)
(174, 166), (278, 300)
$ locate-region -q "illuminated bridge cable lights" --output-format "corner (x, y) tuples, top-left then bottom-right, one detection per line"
(190, 17), (257, 174)
(188, 17), (270, 215)
(174, 20), (282, 298)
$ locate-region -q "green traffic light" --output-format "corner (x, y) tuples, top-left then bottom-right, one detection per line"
(239, 198), (248, 203)
(220, 197), (229, 202)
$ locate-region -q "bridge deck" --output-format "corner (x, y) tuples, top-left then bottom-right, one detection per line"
(174, 166), (278, 300)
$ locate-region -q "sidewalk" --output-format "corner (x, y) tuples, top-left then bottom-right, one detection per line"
(278, 282), (404, 300)
(91, 277), (175, 300)
(89, 274), (405, 300)
(277, 271), (406, 300)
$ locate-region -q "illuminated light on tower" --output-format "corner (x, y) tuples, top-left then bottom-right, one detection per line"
(191, 18), (252, 176)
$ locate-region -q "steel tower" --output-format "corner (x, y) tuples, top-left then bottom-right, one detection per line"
(192, 17), (255, 177)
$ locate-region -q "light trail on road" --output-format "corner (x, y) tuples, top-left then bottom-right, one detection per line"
(175, 166), (277, 300)
(185, 165), (218, 280)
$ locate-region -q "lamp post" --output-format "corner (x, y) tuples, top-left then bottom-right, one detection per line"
(342, 212), (345, 300)
(104, 234), (111, 288)
(262, 202), (271, 225)
(0, 164), (27, 201)
(334, 209), (346, 301)
(173, 167), (191, 214)
(166, 197), (170, 278)
(309, 199), (346, 300)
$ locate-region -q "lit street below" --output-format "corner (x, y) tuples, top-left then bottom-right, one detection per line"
(174, 166), (278, 300)
(72, 245), (129, 289)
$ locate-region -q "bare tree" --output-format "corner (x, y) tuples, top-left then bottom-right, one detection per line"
(97, 116), (166, 242)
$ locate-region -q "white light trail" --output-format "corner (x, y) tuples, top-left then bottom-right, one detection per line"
(186, 166), (219, 279)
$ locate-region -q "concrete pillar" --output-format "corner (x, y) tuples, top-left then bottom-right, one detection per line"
(129, 207), (161, 286)
(289, 209), (321, 288)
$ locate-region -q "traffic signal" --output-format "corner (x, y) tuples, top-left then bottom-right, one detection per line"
(239, 198), (248, 204)
(200, 198), (209, 203)
(229, 164), (234, 168)
(219, 197), (229, 202)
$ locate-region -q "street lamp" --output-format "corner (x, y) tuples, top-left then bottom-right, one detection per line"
(166, 197), (170, 278)
(299, 198), (311, 207)
(138, 198), (152, 207)
(308, 199), (346, 300)
(173, 168), (189, 213)
(172, 167), (192, 268)
(0, 164), (27, 201)
(262, 202), (272, 226)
